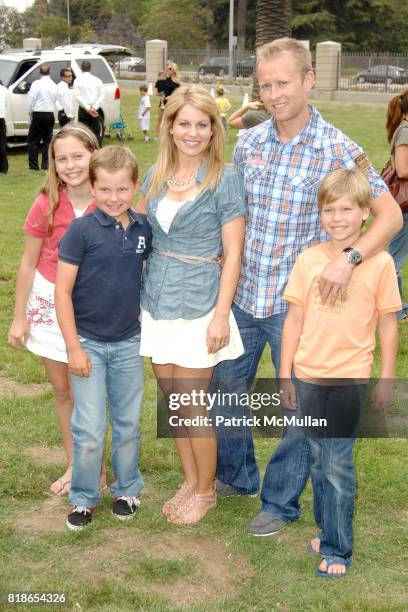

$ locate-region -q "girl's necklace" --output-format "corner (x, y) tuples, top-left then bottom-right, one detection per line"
(167, 169), (198, 192)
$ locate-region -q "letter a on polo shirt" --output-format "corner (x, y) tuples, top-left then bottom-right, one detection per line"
(137, 236), (146, 252)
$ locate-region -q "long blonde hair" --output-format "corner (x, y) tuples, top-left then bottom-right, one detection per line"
(167, 61), (181, 84)
(41, 123), (99, 235)
(146, 86), (225, 200)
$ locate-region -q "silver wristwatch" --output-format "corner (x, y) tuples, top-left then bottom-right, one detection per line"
(343, 247), (362, 265)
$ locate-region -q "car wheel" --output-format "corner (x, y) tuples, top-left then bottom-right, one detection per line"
(198, 68), (205, 76)
(219, 68), (225, 76)
(357, 76), (365, 83)
(386, 77), (393, 85)
(96, 115), (105, 143)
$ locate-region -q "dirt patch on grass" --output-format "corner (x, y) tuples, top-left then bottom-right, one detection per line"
(17, 495), (67, 533)
(16, 495), (254, 607)
(69, 528), (253, 607)
(0, 377), (50, 399)
(26, 445), (66, 465)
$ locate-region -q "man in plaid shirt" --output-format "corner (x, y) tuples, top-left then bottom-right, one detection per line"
(214, 38), (402, 536)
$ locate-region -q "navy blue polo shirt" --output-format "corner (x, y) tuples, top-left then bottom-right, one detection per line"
(59, 207), (152, 342)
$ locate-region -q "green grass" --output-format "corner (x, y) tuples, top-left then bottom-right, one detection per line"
(0, 92), (407, 611)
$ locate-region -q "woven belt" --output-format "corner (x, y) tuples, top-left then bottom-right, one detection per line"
(153, 248), (218, 265)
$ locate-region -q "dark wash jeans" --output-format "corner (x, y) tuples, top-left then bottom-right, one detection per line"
(295, 379), (367, 560)
(212, 303), (311, 523)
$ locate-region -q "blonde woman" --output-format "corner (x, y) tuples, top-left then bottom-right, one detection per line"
(139, 86), (247, 525)
(162, 62), (181, 107)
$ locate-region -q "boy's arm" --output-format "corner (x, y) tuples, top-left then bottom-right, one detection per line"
(55, 261), (92, 377)
(279, 302), (304, 410)
(371, 312), (398, 411)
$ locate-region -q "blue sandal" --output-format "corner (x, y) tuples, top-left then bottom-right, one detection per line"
(316, 557), (352, 578)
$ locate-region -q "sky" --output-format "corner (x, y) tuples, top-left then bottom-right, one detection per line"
(2, 0), (33, 10)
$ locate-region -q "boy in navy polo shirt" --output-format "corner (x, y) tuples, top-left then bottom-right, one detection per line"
(55, 145), (152, 531)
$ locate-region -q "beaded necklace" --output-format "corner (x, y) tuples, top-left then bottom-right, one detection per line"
(167, 168), (199, 192)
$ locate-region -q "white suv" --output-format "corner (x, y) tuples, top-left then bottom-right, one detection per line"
(0, 48), (121, 146)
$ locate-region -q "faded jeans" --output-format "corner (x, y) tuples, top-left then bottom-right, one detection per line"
(69, 334), (144, 509)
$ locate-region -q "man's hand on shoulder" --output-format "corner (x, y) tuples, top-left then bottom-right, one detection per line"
(318, 252), (354, 306)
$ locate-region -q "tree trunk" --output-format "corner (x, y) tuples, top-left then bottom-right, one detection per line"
(206, 0), (214, 55)
(252, 0), (292, 99)
(237, 0), (247, 57)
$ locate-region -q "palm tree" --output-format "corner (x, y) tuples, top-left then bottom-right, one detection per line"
(252, 0), (292, 98)
(256, 0), (292, 47)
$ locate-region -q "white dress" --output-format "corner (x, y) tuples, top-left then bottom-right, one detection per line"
(25, 207), (85, 363)
(140, 197), (244, 368)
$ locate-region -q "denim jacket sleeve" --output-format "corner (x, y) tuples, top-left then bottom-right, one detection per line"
(141, 164), (247, 320)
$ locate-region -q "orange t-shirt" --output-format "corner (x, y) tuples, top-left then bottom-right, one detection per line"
(283, 242), (401, 379)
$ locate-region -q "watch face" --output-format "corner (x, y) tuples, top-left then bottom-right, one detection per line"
(347, 249), (362, 264)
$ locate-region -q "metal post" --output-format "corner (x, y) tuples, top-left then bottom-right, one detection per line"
(228, 0), (234, 78)
(67, 0), (71, 44)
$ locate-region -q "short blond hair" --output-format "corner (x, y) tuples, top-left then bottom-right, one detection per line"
(89, 145), (138, 185)
(256, 37), (312, 77)
(318, 168), (371, 210)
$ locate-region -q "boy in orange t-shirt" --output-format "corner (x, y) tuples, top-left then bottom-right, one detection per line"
(280, 168), (400, 578)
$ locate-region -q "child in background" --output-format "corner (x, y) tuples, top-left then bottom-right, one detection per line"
(139, 85), (151, 142)
(280, 168), (400, 577)
(8, 124), (101, 497)
(55, 146), (152, 531)
(215, 87), (231, 131)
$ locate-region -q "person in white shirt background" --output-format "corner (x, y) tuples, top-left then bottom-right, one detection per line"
(0, 79), (8, 174)
(57, 68), (75, 128)
(27, 64), (58, 171)
(73, 61), (104, 145)
(138, 84), (151, 142)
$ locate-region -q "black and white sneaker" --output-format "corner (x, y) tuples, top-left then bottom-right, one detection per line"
(112, 496), (140, 521)
(66, 506), (93, 531)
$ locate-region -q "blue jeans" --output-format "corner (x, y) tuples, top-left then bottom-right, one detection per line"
(69, 334), (144, 508)
(296, 379), (366, 560)
(388, 211), (408, 320)
(213, 303), (311, 522)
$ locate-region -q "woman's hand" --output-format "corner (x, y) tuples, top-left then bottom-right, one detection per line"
(206, 314), (230, 354)
(8, 318), (30, 348)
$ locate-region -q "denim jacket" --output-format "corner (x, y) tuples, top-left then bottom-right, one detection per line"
(140, 163), (247, 319)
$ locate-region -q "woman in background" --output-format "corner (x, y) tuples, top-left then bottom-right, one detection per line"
(386, 91), (408, 321)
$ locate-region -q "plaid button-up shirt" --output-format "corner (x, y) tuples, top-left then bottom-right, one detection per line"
(233, 106), (387, 318)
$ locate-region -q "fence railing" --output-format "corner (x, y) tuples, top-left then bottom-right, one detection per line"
(113, 47), (408, 93)
(339, 52), (408, 93)
(168, 48), (255, 80)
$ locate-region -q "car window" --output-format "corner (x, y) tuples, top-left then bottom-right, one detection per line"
(24, 61), (71, 87)
(0, 59), (19, 86)
(12, 60), (38, 84)
(80, 58), (114, 84)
